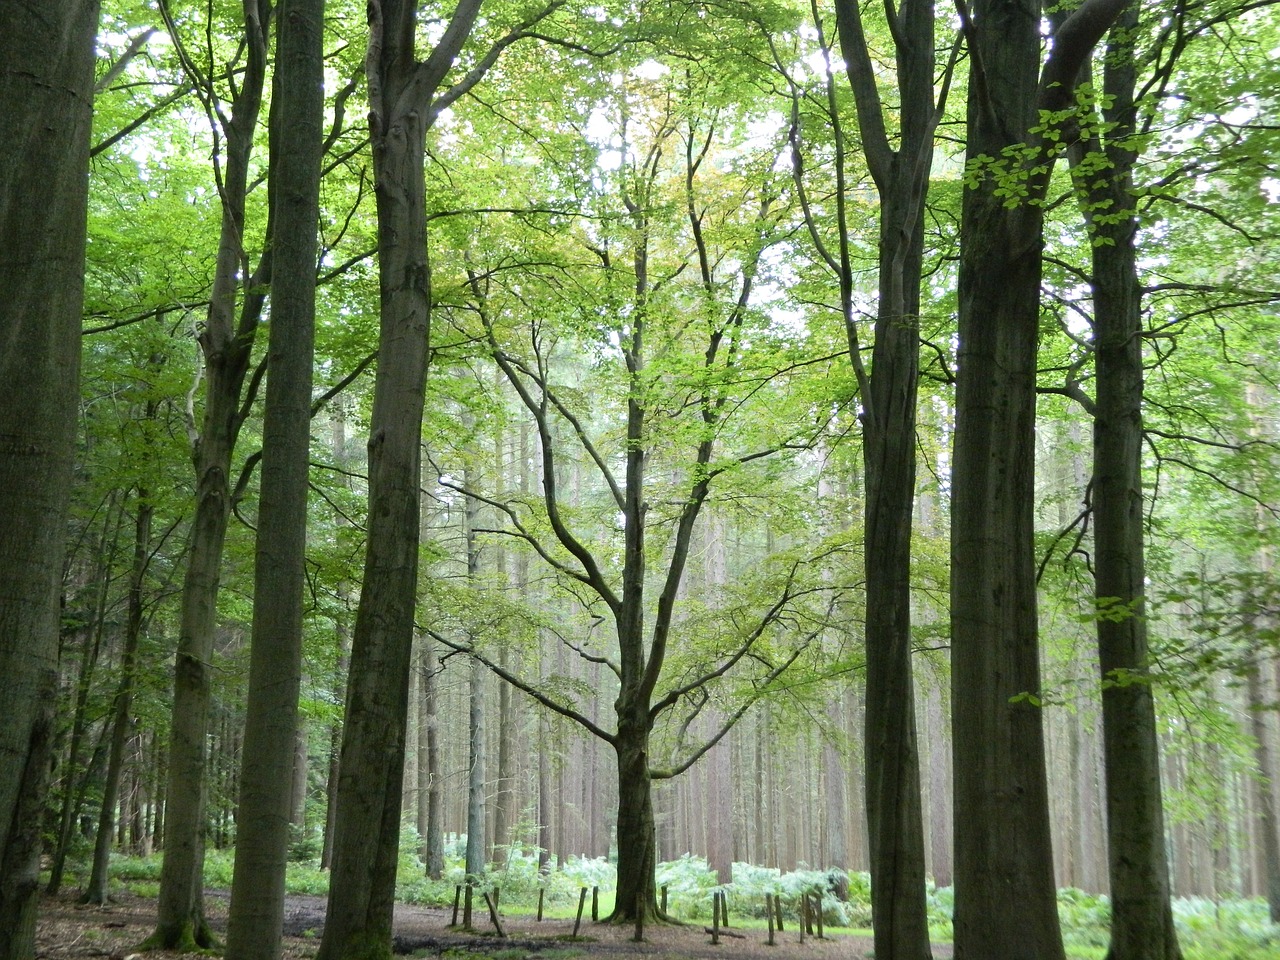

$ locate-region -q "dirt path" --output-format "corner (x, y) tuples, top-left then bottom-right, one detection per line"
(37, 889), (951, 959)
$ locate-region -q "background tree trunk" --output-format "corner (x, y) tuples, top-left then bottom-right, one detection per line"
(84, 494), (154, 904)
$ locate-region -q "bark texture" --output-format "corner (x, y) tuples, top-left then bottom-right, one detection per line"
(0, 2), (97, 955)
(832, 2), (938, 956)
(317, 4), (483, 957)
(951, 0), (1129, 956)
(152, 1), (272, 947)
(1078, 12), (1182, 958)
(224, 0), (324, 956)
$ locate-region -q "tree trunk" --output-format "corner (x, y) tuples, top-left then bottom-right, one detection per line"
(951, 0), (1133, 950)
(47, 503), (124, 896)
(225, 0), (323, 953)
(465, 652), (487, 880)
(613, 711), (658, 922)
(317, 4), (483, 956)
(422, 640), (445, 879)
(831, 2), (937, 953)
(84, 496), (154, 904)
(0, 1), (97, 954)
(151, 2), (272, 947)
(954, 2), (1086, 956)
(1064, 11), (1182, 956)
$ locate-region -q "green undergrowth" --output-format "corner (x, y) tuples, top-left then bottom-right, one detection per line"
(59, 836), (1280, 959)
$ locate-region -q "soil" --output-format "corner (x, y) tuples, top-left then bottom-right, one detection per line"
(33, 889), (936, 960)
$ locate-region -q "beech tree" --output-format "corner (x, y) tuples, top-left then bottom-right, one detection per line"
(1064, 7), (1182, 957)
(829, 3), (955, 956)
(224, 0), (325, 956)
(318, 3), (565, 955)
(950, 0), (1129, 956)
(148, 0), (274, 946)
(424, 64), (852, 920)
(0, 1), (99, 955)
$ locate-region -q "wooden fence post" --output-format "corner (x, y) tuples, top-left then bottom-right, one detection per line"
(573, 887), (587, 936)
(483, 891), (506, 938)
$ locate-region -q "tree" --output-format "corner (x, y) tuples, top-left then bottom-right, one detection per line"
(828, 2), (955, 955)
(950, 0), (1129, 956)
(430, 67), (845, 919)
(317, 3), (563, 955)
(1065, 8), (1182, 957)
(224, 0), (325, 955)
(148, 0), (274, 946)
(0, 0), (99, 954)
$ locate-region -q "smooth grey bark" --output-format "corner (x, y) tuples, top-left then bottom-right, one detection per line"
(950, 1), (1129, 956)
(1069, 11), (1182, 958)
(316, 3), (486, 956)
(224, 0), (324, 956)
(150, 0), (272, 947)
(0, 3), (97, 953)
(829, 3), (945, 956)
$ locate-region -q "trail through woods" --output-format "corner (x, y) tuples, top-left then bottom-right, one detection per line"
(35, 889), (957, 959)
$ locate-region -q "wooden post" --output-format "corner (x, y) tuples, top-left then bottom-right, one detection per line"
(483, 891), (506, 937)
(774, 892), (784, 932)
(766, 894), (775, 946)
(634, 892), (645, 942)
(463, 883), (473, 929)
(813, 892), (824, 939)
(492, 885), (500, 911)
(537, 886), (545, 921)
(661, 884), (668, 915)
(573, 887), (587, 936)
(711, 892), (721, 945)
(592, 884), (599, 921)
(799, 893), (807, 943)
(451, 884), (462, 926)
(721, 889), (729, 927)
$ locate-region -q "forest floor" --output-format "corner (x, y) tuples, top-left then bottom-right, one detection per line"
(35, 889), (955, 960)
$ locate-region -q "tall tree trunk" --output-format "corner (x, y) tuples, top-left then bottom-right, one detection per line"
(466, 652), (487, 881)
(225, 0), (323, 954)
(951, 1), (1128, 955)
(613, 708), (658, 922)
(463, 453), (487, 882)
(422, 640), (445, 878)
(84, 495), (154, 904)
(1246, 382), (1280, 920)
(831, 2), (940, 954)
(151, 2), (272, 947)
(317, 5), (484, 956)
(47, 501), (125, 895)
(0, 5), (96, 953)
(1079, 13), (1182, 958)
(494, 646), (515, 861)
